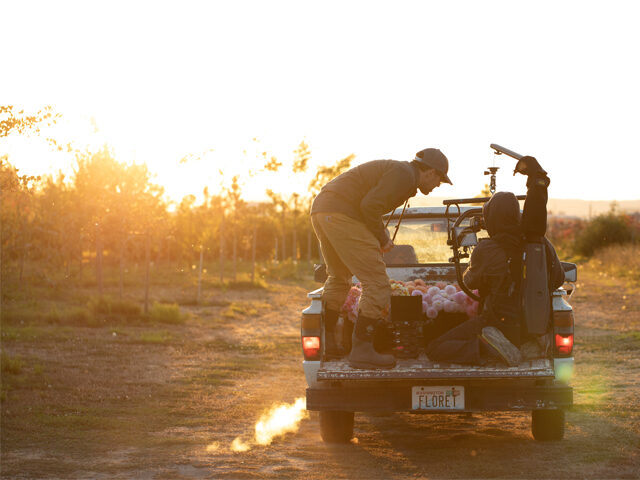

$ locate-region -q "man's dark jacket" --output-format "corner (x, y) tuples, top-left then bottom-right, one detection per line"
(311, 160), (419, 246)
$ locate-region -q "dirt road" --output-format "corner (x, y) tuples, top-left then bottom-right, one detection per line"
(2, 268), (639, 479)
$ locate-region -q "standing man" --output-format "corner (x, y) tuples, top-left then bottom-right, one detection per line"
(311, 148), (452, 369)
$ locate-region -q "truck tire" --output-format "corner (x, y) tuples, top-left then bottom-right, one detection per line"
(531, 409), (565, 441)
(319, 411), (354, 443)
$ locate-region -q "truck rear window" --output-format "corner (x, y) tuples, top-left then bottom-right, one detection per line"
(386, 217), (488, 264)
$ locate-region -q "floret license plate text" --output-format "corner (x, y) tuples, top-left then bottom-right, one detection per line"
(412, 386), (465, 410)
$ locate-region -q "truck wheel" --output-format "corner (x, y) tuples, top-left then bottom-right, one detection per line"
(319, 411), (354, 443)
(531, 409), (565, 441)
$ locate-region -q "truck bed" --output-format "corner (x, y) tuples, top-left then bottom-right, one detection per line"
(318, 356), (554, 381)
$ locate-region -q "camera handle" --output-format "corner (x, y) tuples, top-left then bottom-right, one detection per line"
(490, 143), (524, 160)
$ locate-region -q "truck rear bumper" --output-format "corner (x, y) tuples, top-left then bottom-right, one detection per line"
(306, 383), (573, 412)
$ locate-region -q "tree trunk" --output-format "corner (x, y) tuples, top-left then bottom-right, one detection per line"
(307, 229), (312, 262)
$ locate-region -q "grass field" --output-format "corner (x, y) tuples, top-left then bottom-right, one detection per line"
(1, 255), (639, 478)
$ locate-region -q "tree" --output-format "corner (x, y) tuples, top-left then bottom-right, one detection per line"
(71, 147), (167, 291)
(0, 157), (42, 284)
(266, 189), (287, 261)
(304, 154), (355, 261)
(308, 154), (354, 196)
(290, 141), (311, 261)
(0, 105), (58, 138)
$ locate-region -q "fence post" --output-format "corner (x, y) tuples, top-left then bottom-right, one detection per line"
(197, 244), (204, 304)
(96, 223), (103, 296)
(251, 223), (257, 283)
(219, 216), (225, 283)
(144, 232), (150, 315)
(232, 223), (237, 282)
(119, 235), (125, 300)
(292, 209), (297, 264)
(281, 210), (286, 261)
(274, 236), (278, 262)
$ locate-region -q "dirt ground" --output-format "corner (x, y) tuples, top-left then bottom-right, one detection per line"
(1, 267), (639, 479)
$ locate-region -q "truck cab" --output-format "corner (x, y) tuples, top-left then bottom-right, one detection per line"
(301, 206), (576, 443)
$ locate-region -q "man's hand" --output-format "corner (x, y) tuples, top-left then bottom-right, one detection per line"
(513, 156), (547, 177)
(381, 240), (394, 253)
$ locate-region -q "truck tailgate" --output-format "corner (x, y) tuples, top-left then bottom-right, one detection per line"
(317, 356), (554, 381)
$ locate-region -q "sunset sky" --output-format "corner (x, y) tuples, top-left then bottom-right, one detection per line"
(2, 0), (639, 203)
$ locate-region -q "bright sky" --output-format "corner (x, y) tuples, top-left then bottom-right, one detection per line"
(2, 0), (639, 203)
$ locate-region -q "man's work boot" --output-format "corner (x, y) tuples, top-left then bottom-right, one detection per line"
(348, 314), (396, 370)
(324, 308), (345, 359)
(341, 318), (354, 355)
(479, 326), (522, 367)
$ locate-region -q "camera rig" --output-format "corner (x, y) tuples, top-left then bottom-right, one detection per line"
(444, 144), (527, 301)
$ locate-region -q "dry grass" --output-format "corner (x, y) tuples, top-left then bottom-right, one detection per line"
(587, 243), (640, 285)
(2, 259), (639, 478)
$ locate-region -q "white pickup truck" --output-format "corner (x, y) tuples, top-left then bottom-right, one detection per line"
(301, 205), (576, 443)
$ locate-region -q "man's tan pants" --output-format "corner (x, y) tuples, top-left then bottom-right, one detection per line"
(311, 212), (391, 320)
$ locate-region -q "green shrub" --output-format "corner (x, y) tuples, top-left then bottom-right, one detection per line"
(150, 302), (184, 324)
(46, 306), (92, 325)
(1, 351), (23, 375)
(574, 212), (633, 257)
(88, 296), (142, 317)
(226, 279), (268, 290)
(137, 330), (173, 344)
(263, 259), (312, 281)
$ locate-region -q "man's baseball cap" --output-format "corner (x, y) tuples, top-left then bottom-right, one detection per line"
(414, 148), (452, 184)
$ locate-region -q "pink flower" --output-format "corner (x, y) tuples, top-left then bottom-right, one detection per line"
(444, 300), (456, 313)
(453, 291), (467, 305)
(444, 284), (457, 296)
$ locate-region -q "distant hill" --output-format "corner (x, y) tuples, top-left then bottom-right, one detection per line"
(409, 196), (640, 218)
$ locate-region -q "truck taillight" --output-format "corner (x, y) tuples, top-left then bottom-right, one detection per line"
(553, 310), (574, 357)
(555, 334), (574, 356)
(302, 336), (321, 360)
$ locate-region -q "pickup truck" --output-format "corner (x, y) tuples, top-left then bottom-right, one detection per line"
(301, 204), (576, 443)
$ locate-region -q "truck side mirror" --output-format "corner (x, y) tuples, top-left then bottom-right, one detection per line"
(314, 263), (328, 283)
(561, 262), (577, 283)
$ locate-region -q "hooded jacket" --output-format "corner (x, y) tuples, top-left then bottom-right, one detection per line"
(463, 189), (565, 314)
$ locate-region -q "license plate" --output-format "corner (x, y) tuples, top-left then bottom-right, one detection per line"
(412, 386), (465, 410)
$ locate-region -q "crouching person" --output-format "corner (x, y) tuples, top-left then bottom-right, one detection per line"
(427, 156), (564, 366)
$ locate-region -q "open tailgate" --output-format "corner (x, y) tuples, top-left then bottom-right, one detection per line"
(317, 357), (555, 381)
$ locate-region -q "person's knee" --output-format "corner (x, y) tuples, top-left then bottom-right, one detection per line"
(359, 281), (391, 318)
(363, 278), (391, 296)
